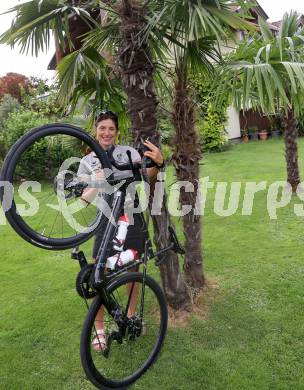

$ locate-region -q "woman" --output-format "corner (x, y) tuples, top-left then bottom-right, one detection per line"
(78, 110), (164, 350)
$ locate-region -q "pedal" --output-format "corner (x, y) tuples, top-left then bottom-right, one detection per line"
(71, 247), (88, 268)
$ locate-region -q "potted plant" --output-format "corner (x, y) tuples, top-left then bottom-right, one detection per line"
(248, 126), (259, 140)
(270, 115), (281, 138)
(258, 129), (268, 140)
(241, 129), (249, 143)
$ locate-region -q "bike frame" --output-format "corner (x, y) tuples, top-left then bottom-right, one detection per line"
(72, 155), (184, 325)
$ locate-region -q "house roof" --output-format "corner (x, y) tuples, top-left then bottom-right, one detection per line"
(250, 1), (269, 20)
(270, 14), (304, 30)
(267, 23), (279, 32)
(48, 54), (57, 70)
(231, 1), (269, 21)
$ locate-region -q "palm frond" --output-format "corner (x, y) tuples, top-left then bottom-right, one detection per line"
(0, 0), (96, 56)
(279, 11), (299, 38)
(215, 10), (304, 115)
(257, 15), (272, 42)
(56, 46), (126, 119)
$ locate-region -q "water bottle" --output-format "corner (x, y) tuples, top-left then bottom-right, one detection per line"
(113, 214), (129, 251)
(106, 249), (138, 270)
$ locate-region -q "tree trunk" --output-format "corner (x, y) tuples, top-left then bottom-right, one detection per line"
(117, 0), (191, 309)
(283, 109), (300, 192)
(172, 70), (205, 288)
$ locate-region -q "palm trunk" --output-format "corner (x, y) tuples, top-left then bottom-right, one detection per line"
(283, 109), (300, 192)
(172, 70), (204, 288)
(117, 0), (191, 309)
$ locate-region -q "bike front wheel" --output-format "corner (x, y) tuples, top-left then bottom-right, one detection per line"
(0, 123), (112, 250)
(80, 272), (168, 389)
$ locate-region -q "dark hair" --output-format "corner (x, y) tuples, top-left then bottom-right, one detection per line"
(95, 110), (119, 130)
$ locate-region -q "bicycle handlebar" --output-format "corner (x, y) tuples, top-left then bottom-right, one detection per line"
(109, 155), (157, 172)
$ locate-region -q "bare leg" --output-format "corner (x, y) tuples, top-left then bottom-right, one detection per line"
(127, 266), (140, 317)
(95, 304), (105, 331)
(93, 257), (105, 331)
(92, 257), (106, 351)
(94, 263), (140, 335)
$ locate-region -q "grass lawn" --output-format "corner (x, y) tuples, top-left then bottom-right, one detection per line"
(1, 137), (304, 389)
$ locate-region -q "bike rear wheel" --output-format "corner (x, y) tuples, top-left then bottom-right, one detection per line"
(0, 123), (112, 250)
(80, 272), (168, 389)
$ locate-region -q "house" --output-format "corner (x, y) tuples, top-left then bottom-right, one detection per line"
(223, 1), (281, 140)
(224, 2), (304, 140)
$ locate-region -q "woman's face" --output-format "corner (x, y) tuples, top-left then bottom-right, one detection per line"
(96, 118), (117, 149)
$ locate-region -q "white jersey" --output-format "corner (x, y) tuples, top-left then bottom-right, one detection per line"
(77, 145), (141, 214)
(77, 145), (141, 177)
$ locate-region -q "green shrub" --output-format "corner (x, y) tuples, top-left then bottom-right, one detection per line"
(0, 94), (20, 126)
(3, 109), (75, 180)
(297, 114), (304, 137)
(4, 110), (49, 148)
(23, 93), (61, 118)
(199, 104), (228, 152)
(191, 73), (230, 152)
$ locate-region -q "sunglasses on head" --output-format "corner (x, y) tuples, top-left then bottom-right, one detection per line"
(95, 110), (118, 122)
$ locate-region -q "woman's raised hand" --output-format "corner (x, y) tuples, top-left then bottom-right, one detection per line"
(143, 140), (164, 166)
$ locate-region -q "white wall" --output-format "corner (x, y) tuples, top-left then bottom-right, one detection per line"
(225, 106), (241, 139)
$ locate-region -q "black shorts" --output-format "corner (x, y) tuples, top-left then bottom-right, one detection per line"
(92, 213), (147, 259)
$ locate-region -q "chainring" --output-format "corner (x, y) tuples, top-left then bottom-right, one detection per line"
(75, 263), (97, 299)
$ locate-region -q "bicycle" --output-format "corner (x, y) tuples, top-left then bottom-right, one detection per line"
(0, 123), (185, 389)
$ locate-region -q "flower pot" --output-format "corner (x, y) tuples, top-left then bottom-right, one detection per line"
(249, 132), (259, 140)
(242, 135), (249, 143)
(259, 131), (268, 141)
(271, 130), (281, 138)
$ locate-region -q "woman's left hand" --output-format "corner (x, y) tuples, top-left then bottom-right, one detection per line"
(143, 140), (164, 166)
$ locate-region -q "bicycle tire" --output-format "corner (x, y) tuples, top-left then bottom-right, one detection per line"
(80, 272), (168, 389)
(1, 123), (113, 250)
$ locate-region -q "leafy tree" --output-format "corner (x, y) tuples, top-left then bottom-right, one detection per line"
(0, 0), (191, 309)
(0, 94), (20, 126)
(0, 73), (30, 102)
(217, 11), (304, 192)
(0, 94), (21, 160)
(148, 0), (252, 287)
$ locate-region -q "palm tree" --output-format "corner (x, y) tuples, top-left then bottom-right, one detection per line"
(217, 11), (304, 192)
(1, 0), (191, 309)
(149, 0), (252, 287)
(115, 0), (192, 308)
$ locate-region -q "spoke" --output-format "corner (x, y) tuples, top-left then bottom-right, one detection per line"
(35, 190), (54, 203)
(34, 195), (55, 235)
(80, 208), (89, 229)
(86, 278), (163, 383)
(71, 203), (78, 238)
(48, 209), (60, 237)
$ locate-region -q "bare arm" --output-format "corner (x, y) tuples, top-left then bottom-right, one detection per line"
(143, 140), (164, 181)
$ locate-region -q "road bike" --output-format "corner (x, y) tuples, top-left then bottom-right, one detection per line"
(0, 124), (184, 389)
